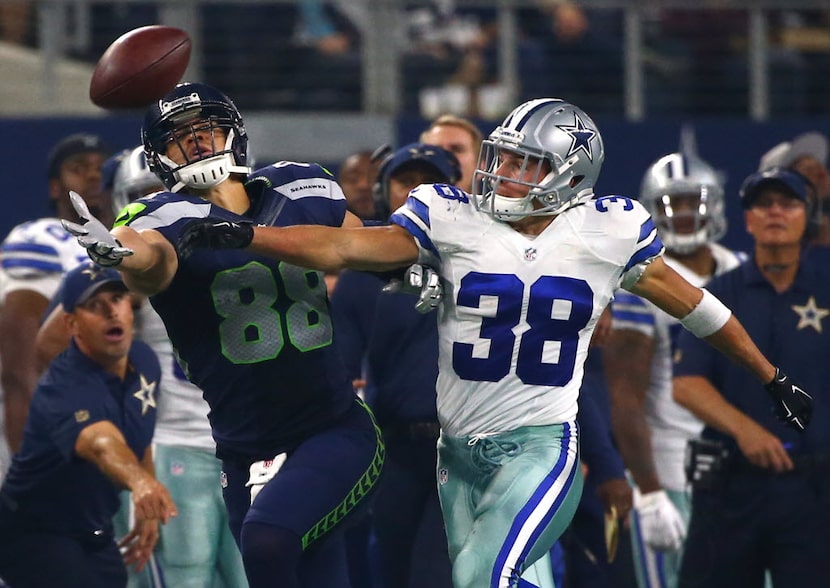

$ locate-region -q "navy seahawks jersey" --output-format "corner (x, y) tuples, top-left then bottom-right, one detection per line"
(0, 340), (159, 535)
(113, 162), (355, 461)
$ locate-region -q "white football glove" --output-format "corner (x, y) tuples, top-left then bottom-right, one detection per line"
(382, 264), (443, 313)
(633, 488), (686, 552)
(61, 191), (134, 267)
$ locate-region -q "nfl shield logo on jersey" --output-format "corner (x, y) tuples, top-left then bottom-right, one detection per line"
(438, 467), (449, 485)
(524, 247), (537, 262)
(220, 471), (228, 488)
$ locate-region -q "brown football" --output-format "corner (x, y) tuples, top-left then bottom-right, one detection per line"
(89, 25), (191, 109)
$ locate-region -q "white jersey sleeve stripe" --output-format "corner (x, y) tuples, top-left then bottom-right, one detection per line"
(405, 194), (431, 227)
(391, 211), (441, 261)
(624, 218), (664, 273)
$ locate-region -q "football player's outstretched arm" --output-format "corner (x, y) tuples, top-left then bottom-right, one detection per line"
(250, 223), (419, 272)
(63, 191), (178, 296)
(110, 225), (179, 295)
(629, 257), (811, 432)
(176, 214), (421, 273)
(628, 257), (774, 383)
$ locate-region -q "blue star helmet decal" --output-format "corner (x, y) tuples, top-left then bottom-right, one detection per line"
(556, 112), (597, 162)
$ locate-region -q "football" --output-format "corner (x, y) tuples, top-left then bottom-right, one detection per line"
(89, 25), (191, 109)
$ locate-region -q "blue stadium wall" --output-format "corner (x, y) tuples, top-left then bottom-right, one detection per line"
(4, 115), (830, 255)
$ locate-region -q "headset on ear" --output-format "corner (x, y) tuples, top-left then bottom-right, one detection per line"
(370, 143), (395, 219)
(370, 142), (464, 221)
(805, 180), (822, 242)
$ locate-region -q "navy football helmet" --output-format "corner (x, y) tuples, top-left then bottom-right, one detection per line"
(142, 82), (251, 192)
(640, 151), (726, 254)
(473, 98), (605, 220)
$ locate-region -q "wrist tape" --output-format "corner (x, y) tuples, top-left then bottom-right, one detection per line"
(680, 288), (731, 338)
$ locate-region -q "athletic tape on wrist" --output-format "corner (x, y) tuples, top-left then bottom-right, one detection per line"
(680, 288), (731, 338)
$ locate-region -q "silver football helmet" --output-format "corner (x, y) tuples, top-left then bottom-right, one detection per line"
(111, 146), (165, 214)
(640, 152), (726, 254)
(473, 98), (605, 220)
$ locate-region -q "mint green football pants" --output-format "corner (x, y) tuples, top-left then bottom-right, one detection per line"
(437, 422), (583, 588)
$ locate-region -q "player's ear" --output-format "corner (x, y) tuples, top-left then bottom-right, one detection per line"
(63, 308), (78, 334)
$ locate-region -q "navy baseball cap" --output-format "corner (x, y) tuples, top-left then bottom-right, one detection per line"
(47, 133), (110, 179)
(62, 262), (128, 312)
(739, 167), (815, 211)
(379, 143), (461, 187)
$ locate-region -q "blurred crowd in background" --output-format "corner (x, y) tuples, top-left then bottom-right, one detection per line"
(4, 0), (830, 119)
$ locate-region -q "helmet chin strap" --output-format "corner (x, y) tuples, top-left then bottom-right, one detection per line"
(163, 129), (252, 193)
(490, 193), (536, 220)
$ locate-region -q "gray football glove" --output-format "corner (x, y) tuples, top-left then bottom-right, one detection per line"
(61, 191), (134, 267)
(383, 264), (443, 313)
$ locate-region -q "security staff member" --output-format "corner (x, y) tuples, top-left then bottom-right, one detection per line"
(0, 262), (176, 588)
(673, 167), (828, 588)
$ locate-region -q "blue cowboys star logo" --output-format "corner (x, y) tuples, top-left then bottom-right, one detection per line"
(133, 374), (157, 416)
(791, 296), (829, 333)
(556, 112), (597, 162)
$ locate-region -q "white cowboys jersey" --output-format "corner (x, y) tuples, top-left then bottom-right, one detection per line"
(135, 304), (215, 451)
(0, 218), (88, 480)
(391, 184), (664, 437)
(0, 218), (89, 303)
(610, 242), (745, 491)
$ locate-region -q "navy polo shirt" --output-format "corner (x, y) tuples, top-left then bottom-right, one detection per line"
(0, 339), (160, 536)
(330, 269), (441, 426)
(674, 249), (830, 455)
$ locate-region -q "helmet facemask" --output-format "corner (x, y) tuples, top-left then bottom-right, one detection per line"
(640, 152), (726, 255)
(650, 187), (726, 254)
(154, 116), (246, 193)
(475, 144), (549, 220)
(142, 84), (251, 192)
(472, 99), (604, 222)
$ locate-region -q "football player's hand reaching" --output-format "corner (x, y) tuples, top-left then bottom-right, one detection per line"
(382, 264), (443, 313)
(764, 368), (812, 432)
(62, 191), (134, 266)
(176, 217), (255, 259)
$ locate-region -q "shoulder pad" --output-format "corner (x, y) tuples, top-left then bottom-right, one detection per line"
(252, 161), (343, 202)
(114, 191), (211, 231)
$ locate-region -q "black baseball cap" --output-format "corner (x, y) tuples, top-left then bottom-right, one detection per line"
(47, 133), (110, 179)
